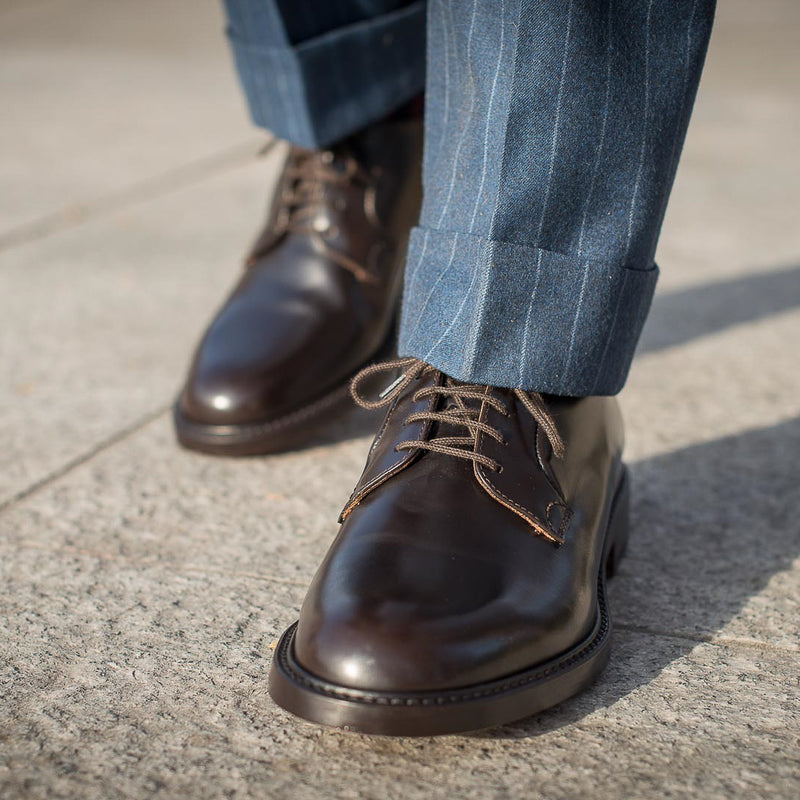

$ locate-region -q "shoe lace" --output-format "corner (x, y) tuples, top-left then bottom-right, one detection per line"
(271, 147), (378, 283)
(350, 357), (565, 472)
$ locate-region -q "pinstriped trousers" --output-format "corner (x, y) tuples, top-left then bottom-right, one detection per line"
(224, 0), (716, 396)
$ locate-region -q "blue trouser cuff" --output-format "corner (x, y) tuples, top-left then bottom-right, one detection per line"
(398, 227), (659, 396)
(227, 2), (426, 148)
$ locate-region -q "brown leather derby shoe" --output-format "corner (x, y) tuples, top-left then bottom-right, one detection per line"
(174, 117), (422, 455)
(269, 358), (630, 735)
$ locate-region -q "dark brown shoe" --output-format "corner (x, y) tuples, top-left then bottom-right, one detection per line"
(269, 358), (630, 735)
(174, 118), (423, 455)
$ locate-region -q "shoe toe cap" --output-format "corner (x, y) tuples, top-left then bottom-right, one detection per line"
(179, 362), (277, 426)
(289, 515), (593, 695)
(290, 557), (527, 694)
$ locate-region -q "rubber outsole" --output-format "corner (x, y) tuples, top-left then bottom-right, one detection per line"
(268, 468), (631, 736)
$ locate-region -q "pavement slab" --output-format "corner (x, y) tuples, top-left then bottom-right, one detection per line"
(0, 0), (258, 238)
(0, 145), (284, 506)
(1, 546), (796, 800)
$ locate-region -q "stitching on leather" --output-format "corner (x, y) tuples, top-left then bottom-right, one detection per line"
(473, 400), (563, 545)
(536, 426), (566, 499)
(341, 382), (435, 519)
(367, 389), (400, 457)
(477, 463), (562, 545)
(341, 397), (409, 518)
(546, 501), (574, 540)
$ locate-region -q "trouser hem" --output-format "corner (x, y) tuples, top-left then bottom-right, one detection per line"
(227, 2), (426, 148)
(397, 227), (659, 396)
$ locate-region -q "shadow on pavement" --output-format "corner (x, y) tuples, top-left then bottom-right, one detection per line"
(484, 414), (800, 739)
(638, 262), (800, 354)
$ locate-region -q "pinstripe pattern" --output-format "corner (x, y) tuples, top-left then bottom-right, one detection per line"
(518, 0), (574, 386)
(429, 0), (508, 366)
(399, 0), (714, 395)
(224, 0), (715, 393)
(562, 260), (591, 385)
(423, 243), (481, 362)
(624, 0), (654, 262)
(592, 269), (630, 393)
(535, 0), (575, 245)
(576, 1), (613, 257)
(468, 0), (506, 234)
(405, 1), (475, 309)
(406, 233), (460, 343)
(434, 0), (479, 229)
(404, 227), (430, 303)
(464, 0), (520, 374)
(433, 0), (451, 170)
(517, 249), (544, 386)
(564, 1), (614, 384)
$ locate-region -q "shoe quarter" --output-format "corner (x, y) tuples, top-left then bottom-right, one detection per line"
(339, 373), (442, 522)
(473, 396), (573, 545)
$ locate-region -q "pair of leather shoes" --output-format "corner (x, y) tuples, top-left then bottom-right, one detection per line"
(175, 119), (629, 736)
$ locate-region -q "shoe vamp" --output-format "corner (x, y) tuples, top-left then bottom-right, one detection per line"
(186, 238), (377, 424)
(295, 453), (600, 693)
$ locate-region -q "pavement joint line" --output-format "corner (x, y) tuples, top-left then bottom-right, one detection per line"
(0, 404), (171, 515)
(6, 539), (310, 589)
(0, 136), (275, 254)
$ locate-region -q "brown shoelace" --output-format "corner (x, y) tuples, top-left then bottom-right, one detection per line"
(351, 357), (565, 472)
(271, 147), (378, 283)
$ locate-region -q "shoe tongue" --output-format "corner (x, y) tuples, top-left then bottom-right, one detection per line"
(439, 377), (462, 412)
(431, 379), (484, 441)
(441, 395), (460, 412)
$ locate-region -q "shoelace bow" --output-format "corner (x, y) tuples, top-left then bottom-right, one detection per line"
(272, 148), (378, 283)
(351, 357), (565, 472)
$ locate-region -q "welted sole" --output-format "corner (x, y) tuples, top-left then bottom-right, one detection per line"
(268, 468), (631, 736)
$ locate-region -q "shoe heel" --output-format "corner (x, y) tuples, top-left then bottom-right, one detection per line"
(605, 469), (631, 580)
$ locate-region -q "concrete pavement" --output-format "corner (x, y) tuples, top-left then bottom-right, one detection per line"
(1, 2), (798, 798)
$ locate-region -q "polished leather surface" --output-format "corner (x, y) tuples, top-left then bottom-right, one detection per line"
(178, 119), (422, 426)
(293, 368), (625, 692)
